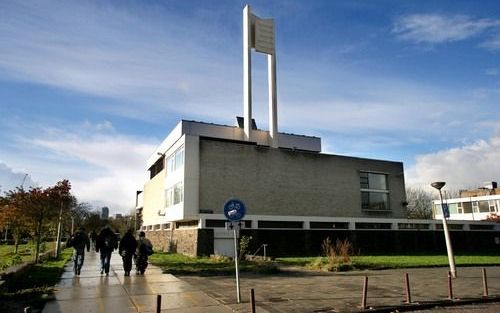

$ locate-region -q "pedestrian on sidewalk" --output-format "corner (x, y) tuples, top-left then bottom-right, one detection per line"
(135, 231), (153, 275)
(89, 230), (97, 250)
(96, 225), (117, 276)
(119, 229), (137, 276)
(66, 227), (90, 276)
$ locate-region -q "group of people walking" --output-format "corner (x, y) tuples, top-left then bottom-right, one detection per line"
(67, 226), (153, 277)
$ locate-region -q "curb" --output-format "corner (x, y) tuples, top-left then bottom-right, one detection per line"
(359, 295), (500, 312)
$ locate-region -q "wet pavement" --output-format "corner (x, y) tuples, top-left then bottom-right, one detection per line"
(42, 250), (233, 313)
(43, 251), (500, 313)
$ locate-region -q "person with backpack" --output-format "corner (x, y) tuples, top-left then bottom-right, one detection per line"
(134, 231), (153, 275)
(67, 227), (90, 276)
(95, 225), (117, 276)
(118, 229), (137, 276)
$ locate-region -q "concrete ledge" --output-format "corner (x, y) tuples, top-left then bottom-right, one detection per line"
(360, 295), (500, 313)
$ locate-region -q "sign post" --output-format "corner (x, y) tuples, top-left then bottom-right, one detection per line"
(223, 199), (246, 304)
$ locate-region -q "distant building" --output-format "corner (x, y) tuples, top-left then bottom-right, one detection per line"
(115, 213), (123, 219)
(433, 182), (500, 221)
(101, 206), (109, 220)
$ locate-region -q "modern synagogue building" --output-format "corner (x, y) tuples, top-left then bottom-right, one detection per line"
(136, 5), (499, 257)
(138, 119), (411, 256)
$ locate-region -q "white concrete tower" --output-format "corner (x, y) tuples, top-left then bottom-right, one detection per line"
(242, 5), (278, 148)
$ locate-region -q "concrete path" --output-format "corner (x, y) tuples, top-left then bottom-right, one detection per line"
(42, 251), (233, 313)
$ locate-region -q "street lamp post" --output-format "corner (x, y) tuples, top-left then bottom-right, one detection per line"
(431, 181), (457, 278)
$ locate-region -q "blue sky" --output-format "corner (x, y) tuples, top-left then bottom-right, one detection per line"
(1, 0), (500, 213)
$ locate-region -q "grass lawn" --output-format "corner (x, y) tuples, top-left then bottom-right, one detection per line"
(277, 254), (500, 270)
(150, 252), (500, 275)
(0, 248), (72, 312)
(149, 252), (279, 275)
(0, 242), (57, 271)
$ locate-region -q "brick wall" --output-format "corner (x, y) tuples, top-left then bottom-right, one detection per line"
(199, 138), (407, 219)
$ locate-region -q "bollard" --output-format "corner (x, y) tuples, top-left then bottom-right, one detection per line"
(250, 288), (256, 313)
(156, 294), (161, 313)
(447, 271), (453, 300)
(482, 268), (489, 298)
(404, 273), (411, 304)
(361, 276), (368, 309)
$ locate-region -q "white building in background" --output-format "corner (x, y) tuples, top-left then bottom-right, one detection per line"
(433, 182), (500, 221)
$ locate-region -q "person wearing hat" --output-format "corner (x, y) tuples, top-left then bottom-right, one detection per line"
(135, 231), (153, 275)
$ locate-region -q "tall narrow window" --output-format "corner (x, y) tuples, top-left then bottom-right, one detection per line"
(174, 182), (183, 204)
(360, 171), (389, 211)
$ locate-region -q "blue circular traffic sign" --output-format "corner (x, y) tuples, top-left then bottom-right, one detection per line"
(223, 199), (246, 221)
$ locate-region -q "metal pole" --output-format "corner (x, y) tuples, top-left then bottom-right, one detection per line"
(438, 189), (457, 278)
(71, 217), (74, 235)
(482, 268), (489, 297)
(234, 228), (241, 303)
(405, 273), (411, 304)
(250, 288), (256, 313)
(263, 244), (267, 260)
(361, 276), (368, 309)
(156, 294), (161, 313)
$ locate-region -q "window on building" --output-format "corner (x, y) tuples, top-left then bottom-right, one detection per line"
(472, 201), (479, 213)
(149, 156), (165, 179)
(165, 188), (174, 207)
(361, 191), (389, 211)
(174, 182), (183, 204)
(462, 202), (472, 214)
(457, 202), (463, 214)
(166, 145), (185, 175)
(488, 200), (496, 212)
(479, 201), (490, 213)
(360, 172), (389, 211)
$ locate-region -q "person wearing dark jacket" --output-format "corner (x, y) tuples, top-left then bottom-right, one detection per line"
(119, 229), (137, 276)
(67, 227), (90, 276)
(95, 225), (117, 276)
(135, 231), (153, 275)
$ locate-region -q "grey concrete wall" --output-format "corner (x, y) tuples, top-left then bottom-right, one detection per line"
(198, 138), (407, 218)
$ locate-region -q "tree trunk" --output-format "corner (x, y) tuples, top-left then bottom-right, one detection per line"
(14, 232), (19, 254)
(35, 216), (43, 263)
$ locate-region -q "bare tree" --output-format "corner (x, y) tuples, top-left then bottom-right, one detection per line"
(406, 187), (433, 219)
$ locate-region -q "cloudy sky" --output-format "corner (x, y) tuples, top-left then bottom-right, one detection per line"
(1, 0), (500, 213)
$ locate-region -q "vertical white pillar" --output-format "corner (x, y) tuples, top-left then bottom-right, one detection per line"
(268, 52), (278, 147)
(243, 5), (252, 141)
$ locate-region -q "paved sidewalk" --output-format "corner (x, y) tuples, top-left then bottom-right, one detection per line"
(182, 266), (500, 313)
(42, 251), (232, 313)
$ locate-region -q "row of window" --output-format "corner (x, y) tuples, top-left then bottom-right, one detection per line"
(435, 200), (499, 215)
(166, 146), (184, 174)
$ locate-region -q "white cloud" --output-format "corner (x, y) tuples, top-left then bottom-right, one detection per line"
(393, 14), (500, 44)
(481, 34), (500, 51)
(23, 122), (158, 213)
(406, 134), (500, 190)
(0, 162), (36, 194)
(0, 1), (241, 121)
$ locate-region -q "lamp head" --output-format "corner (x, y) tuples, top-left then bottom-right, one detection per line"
(431, 181), (446, 190)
